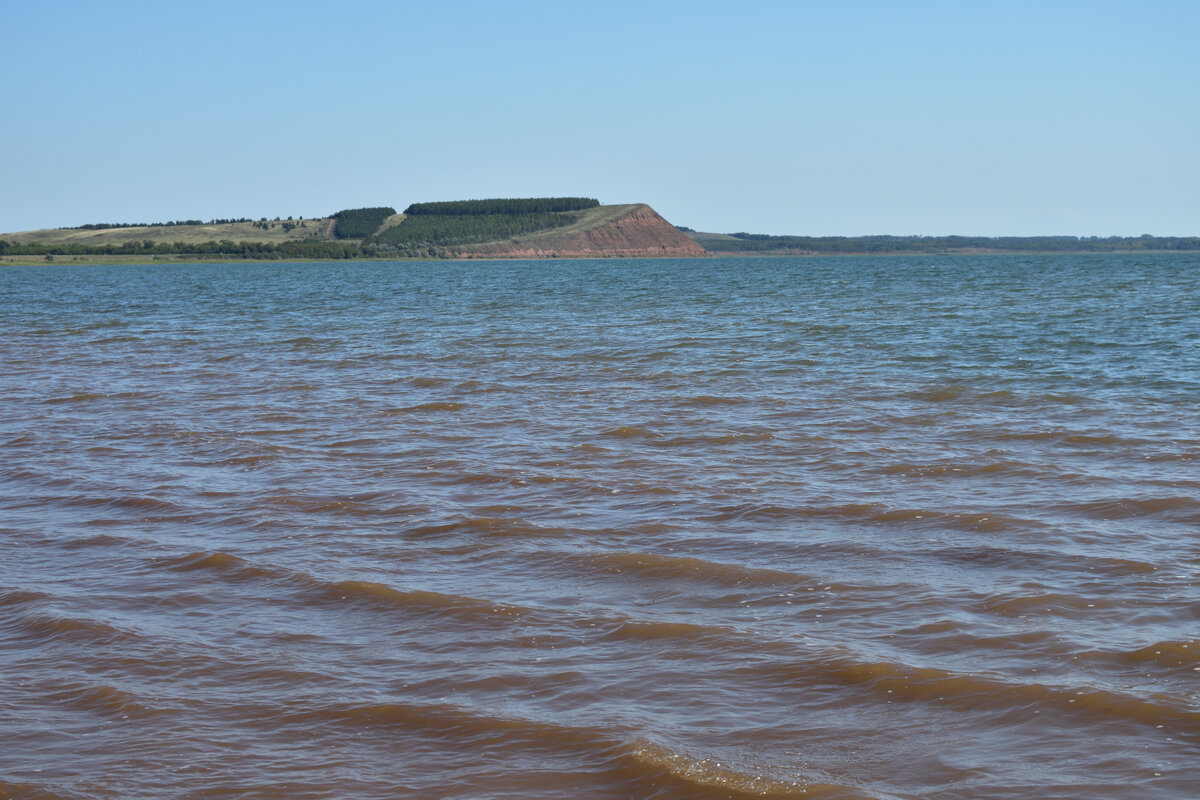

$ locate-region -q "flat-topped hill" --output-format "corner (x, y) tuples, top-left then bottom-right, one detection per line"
(373, 201), (706, 259)
(0, 198), (706, 262)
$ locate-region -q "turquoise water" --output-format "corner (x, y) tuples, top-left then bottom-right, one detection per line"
(1, 254), (1197, 799)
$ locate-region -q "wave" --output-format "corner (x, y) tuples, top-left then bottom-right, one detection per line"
(1058, 495), (1200, 524)
(320, 579), (526, 620)
(562, 550), (805, 589)
(602, 425), (663, 439)
(983, 591), (1113, 616)
(905, 385), (1017, 404)
(278, 698), (609, 752)
(762, 653), (1200, 732)
(925, 544), (1156, 577)
(5, 611), (137, 646)
(701, 502), (1038, 532)
(60, 533), (132, 549)
(663, 431), (775, 446)
(615, 740), (873, 799)
(274, 700), (869, 799)
(155, 550), (531, 624)
(42, 392), (109, 404)
(991, 429), (1150, 448)
(56, 493), (185, 516)
(403, 516), (565, 540)
(0, 779), (77, 800)
(1080, 639), (1200, 669)
(873, 459), (1061, 480)
(680, 395), (749, 407)
(388, 401), (467, 412)
(0, 588), (52, 607)
(49, 683), (171, 719)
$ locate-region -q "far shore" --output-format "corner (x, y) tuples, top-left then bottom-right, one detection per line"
(5, 250), (1199, 268)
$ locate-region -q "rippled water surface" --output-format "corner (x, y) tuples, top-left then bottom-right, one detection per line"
(2, 254), (1198, 799)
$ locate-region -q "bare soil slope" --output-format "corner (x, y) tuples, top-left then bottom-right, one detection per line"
(447, 204), (708, 259)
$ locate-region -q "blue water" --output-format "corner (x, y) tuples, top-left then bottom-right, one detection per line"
(1, 253), (1198, 800)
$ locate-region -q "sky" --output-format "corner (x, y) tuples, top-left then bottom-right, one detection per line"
(4, 0), (1198, 236)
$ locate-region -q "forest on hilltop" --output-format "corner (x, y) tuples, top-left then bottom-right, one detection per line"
(403, 198), (599, 216)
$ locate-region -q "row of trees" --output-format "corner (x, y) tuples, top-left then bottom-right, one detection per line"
(403, 197), (599, 216)
(71, 218), (257, 230)
(331, 207), (396, 239)
(373, 211), (583, 250)
(699, 233), (1200, 254)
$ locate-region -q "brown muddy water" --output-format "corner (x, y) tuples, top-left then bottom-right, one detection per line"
(1, 255), (1198, 799)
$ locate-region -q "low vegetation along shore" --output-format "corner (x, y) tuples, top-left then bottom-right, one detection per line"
(3, 197), (1197, 264)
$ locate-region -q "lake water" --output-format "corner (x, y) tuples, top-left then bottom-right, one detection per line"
(1, 254), (1197, 800)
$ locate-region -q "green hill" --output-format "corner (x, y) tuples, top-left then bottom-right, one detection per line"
(0, 197), (707, 262)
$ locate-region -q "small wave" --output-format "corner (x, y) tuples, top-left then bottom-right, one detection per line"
(664, 431), (775, 446)
(59, 494), (183, 515)
(615, 740), (869, 799)
(995, 429), (1149, 448)
(599, 618), (742, 644)
(702, 502), (1033, 532)
(156, 550), (288, 583)
(601, 425), (662, 439)
(322, 579), (526, 620)
(404, 516), (563, 540)
(254, 493), (420, 518)
(1082, 639), (1200, 669)
(682, 395), (747, 407)
(90, 335), (140, 344)
(9, 612), (135, 646)
(0, 779), (75, 800)
(0, 588), (51, 607)
(275, 700), (863, 797)
(51, 683), (169, 719)
(60, 533), (130, 549)
(390, 401), (466, 412)
(932, 545), (1157, 577)
(1060, 496), (1200, 524)
(785, 654), (1200, 730)
(905, 386), (1016, 404)
(408, 376), (452, 388)
(154, 550), (530, 623)
(580, 550), (802, 589)
(43, 392), (109, 404)
(983, 591), (1113, 616)
(280, 698), (607, 753)
(874, 459), (1054, 480)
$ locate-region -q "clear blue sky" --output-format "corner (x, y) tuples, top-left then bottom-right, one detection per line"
(4, 0), (1197, 236)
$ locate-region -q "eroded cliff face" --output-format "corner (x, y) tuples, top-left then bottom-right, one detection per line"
(451, 205), (708, 259)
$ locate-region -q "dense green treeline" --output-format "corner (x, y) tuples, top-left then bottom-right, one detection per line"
(373, 212), (583, 250)
(403, 198), (599, 216)
(331, 207), (396, 239)
(696, 233), (1200, 253)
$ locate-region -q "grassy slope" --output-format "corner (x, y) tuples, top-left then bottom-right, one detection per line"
(4, 219), (332, 246)
(510, 204), (640, 242)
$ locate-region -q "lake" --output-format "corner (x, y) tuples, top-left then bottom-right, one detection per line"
(1, 254), (1197, 799)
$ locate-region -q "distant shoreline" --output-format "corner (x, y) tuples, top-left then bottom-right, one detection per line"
(5, 250), (1199, 267)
